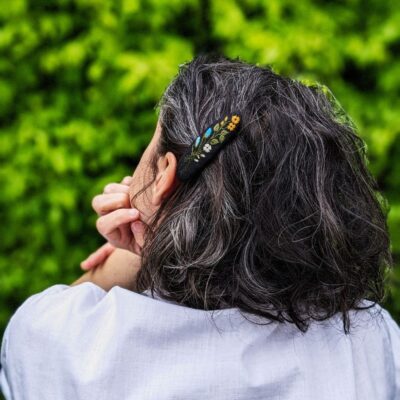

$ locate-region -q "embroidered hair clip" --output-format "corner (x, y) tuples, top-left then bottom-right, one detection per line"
(177, 113), (242, 182)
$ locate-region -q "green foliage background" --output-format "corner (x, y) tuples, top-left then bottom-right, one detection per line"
(0, 0), (400, 339)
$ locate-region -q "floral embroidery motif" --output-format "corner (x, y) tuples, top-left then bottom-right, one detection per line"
(203, 143), (212, 152)
(184, 114), (241, 163)
(227, 122), (236, 131)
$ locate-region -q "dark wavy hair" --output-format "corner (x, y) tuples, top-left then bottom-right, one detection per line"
(132, 53), (393, 333)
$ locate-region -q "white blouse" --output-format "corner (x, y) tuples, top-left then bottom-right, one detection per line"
(0, 282), (399, 399)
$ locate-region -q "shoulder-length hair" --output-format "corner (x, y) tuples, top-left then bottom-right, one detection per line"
(132, 54), (393, 333)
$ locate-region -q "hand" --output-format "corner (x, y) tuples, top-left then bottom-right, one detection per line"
(92, 179), (146, 254)
(80, 242), (116, 271)
(74, 247), (143, 291)
(80, 175), (146, 270)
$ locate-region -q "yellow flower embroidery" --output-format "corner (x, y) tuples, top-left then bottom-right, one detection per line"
(227, 122), (236, 131)
(231, 115), (240, 124)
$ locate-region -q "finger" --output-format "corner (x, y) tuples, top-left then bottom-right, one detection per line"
(103, 183), (130, 194)
(81, 246), (114, 270)
(131, 220), (146, 249)
(81, 242), (115, 270)
(80, 246), (115, 271)
(118, 223), (132, 246)
(96, 208), (140, 237)
(80, 243), (115, 270)
(92, 193), (130, 215)
(121, 176), (133, 185)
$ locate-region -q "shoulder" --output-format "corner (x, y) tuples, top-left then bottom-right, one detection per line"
(5, 282), (106, 333)
(343, 300), (400, 349)
(0, 283), (107, 388)
(352, 300), (400, 336)
(2, 282), (107, 342)
(0, 282), (107, 393)
(349, 301), (400, 394)
(372, 304), (400, 361)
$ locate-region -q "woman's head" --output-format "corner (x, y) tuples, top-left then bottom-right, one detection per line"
(129, 53), (393, 333)
(127, 119), (178, 223)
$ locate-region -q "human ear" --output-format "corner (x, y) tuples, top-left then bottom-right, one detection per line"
(151, 152), (178, 206)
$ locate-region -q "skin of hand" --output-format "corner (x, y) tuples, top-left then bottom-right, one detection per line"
(71, 175), (146, 290)
(71, 248), (142, 292)
(92, 180), (145, 255)
(80, 242), (116, 271)
(80, 175), (133, 271)
(71, 119), (180, 291)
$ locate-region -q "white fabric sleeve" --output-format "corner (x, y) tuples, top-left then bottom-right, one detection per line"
(379, 306), (400, 397)
(0, 318), (12, 399)
(0, 282), (106, 399)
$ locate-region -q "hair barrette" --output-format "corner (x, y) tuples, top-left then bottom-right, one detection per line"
(177, 113), (242, 182)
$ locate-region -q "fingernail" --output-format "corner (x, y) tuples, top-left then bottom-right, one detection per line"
(129, 209), (139, 217)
